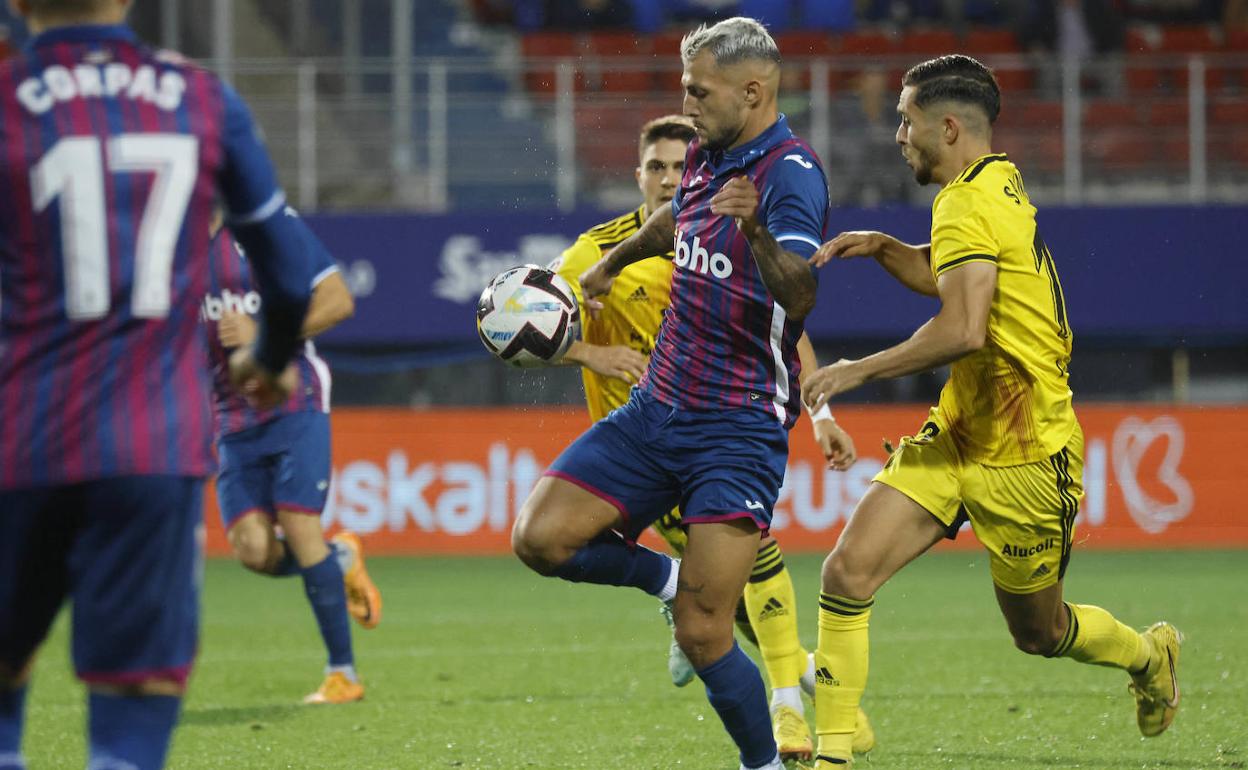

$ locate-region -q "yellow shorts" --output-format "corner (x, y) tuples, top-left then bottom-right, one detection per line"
(874, 410), (1084, 595)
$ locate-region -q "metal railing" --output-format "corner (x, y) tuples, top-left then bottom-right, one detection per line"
(221, 53), (1248, 212)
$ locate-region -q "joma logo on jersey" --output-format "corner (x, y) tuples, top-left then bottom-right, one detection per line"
(673, 230), (732, 279)
(200, 289), (260, 322)
(1000, 538), (1058, 558)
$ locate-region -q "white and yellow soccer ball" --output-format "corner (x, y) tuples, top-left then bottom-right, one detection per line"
(476, 265), (581, 368)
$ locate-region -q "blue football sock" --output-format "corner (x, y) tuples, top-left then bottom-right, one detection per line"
(697, 643), (777, 769)
(0, 685), (26, 766)
(301, 554), (354, 667)
(551, 530), (672, 596)
(269, 537), (301, 576)
(87, 692), (180, 770)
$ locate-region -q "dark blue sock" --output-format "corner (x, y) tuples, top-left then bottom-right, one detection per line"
(697, 643), (777, 769)
(301, 554), (354, 667)
(87, 693), (180, 770)
(0, 685), (26, 765)
(269, 537), (301, 576)
(550, 530), (672, 596)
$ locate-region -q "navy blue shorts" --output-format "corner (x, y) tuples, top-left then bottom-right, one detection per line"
(546, 388), (789, 541)
(216, 410), (331, 530)
(0, 475), (203, 686)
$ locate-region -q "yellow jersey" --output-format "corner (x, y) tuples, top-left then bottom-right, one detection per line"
(929, 154), (1078, 466)
(551, 205), (674, 422)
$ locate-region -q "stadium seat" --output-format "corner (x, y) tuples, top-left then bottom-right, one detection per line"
(776, 31), (835, 57)
(1147, 99), (1189, 126)
(521, 32), (582, 95)
(1158, 24), (1219, 53)
(995, 99), (1064, 130)
(964, 27), (1021, 55)
(828, 30), (900, 89)
(1210, 98), (1248, 124)
(901, 28), (959, 56)
(1083, 100), (1140, 128)
(586, 32), (654, 94)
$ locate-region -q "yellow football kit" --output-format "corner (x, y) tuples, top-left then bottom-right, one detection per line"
(874, 154), (1084, 593)
(551, 205), (674, 422)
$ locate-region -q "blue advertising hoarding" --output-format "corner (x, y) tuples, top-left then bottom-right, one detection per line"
(304, 206), (1246, 346)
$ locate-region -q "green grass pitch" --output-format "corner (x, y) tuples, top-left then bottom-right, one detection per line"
(19, 550), (1248, 769)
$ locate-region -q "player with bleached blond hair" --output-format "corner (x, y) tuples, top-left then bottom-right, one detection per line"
(514, 17), (839, 769)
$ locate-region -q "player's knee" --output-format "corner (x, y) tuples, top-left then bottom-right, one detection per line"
(673, 606), (734, 669)
(1010, 624), (1064, 656)
(511, 506), (563, 575)
(228, 521), (274, 573)
(820, 548), (877, 600)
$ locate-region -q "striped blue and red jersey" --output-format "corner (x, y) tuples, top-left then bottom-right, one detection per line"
(203, 226), (336, 438)
(0, 24), (308, 490)
(640, 115), (830, 429)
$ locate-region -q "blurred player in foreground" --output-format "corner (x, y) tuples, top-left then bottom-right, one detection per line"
(0, 0), (319, 767)
(802, 54), (1182, 767)
(205, 215), (382, 704)
(549, 114), (872, 758)
(514, 17), (833, 769)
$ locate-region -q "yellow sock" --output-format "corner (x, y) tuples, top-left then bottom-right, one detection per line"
(742, 541), (805, 691)
(815, 592), (872, 762)
(1052, 602), (1149, 671)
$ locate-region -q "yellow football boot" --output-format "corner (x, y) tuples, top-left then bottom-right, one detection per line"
(772, 705), (813, 762)
(851, 707), (875, 753)
(332, 532), (382, 629)
(1129, 621), (1183, 737)
(302, 671), (364, 705)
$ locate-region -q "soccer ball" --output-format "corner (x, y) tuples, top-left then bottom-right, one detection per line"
(476, 265), (581, 368)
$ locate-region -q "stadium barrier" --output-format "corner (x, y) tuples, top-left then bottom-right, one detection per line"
(202, 404), (1247, 555)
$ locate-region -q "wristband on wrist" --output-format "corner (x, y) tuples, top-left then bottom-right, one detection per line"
(810, 402), (834, 422)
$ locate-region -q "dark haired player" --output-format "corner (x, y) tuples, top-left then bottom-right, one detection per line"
(801, 55), (1182, 767)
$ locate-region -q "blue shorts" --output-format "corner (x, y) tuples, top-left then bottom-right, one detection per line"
(216, 411), (331, 530)
(546, 388), (789, 541)
(0, 476), (203, 686)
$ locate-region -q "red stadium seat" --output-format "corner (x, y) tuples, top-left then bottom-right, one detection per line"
(586, 32), (654, 94)
(1157, 25), (1219, 53)
(828, 30), (901, 90)
(1210, 98), (1248, 124)
(964, 28), (1021, 55)
(901, 28), (959, 56)
(1083, 100), (1140, 128)
(775, 31), (834, 57)
(1227, 28), (1248, 50)
(521, 32), (582, 95)
(996, 99), (1064, 130)
(1147, 99), (1189, 126)
(834, 30), (898, 56)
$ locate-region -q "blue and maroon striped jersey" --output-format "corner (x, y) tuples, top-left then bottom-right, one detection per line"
(640, 115), (830, 429)
(203, 226), (336, 438)
(0, 24), (308, 489)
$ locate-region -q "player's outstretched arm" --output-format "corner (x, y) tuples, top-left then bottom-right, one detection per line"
(796, 333), (856, 470)
(560, 341), (648, 384)
(812, 231), (937, 297)
(711, 176), (816, 319)
(216, 86), (315, 378)
(580, 206), (675, 302)
(803, 262), (997, 411)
